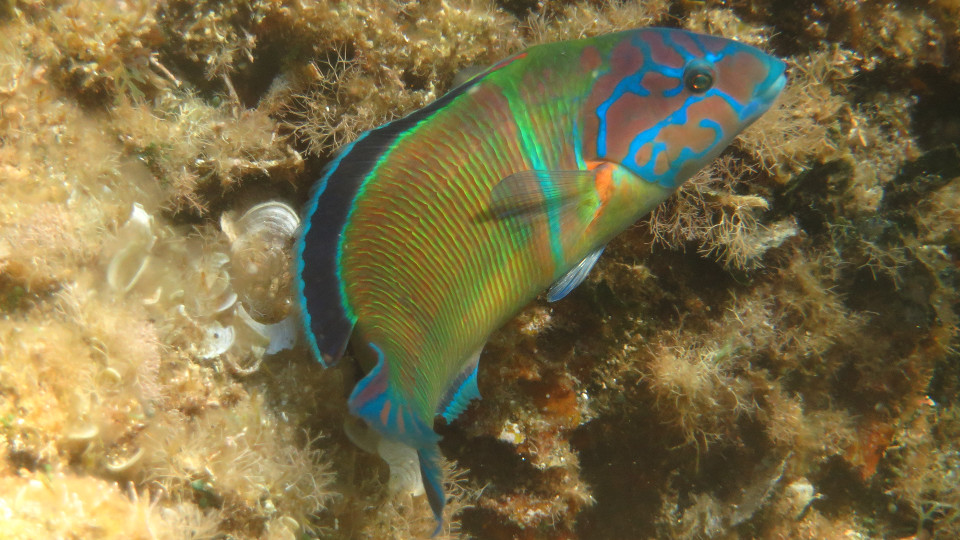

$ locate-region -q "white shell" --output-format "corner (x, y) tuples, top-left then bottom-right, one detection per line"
(107, 203), (157, 293)
(222, 201), (299, 247)
(343, 418), (425, 497)
(107, 247), (153, 293)
(222, 200), (300, 321)
(104, 447), (145, 472)
(188, 252), (237, 317)
(377, 437), (426, 497)
(235, 303), (296, 354)
(197, 321), (235, 359)
(213, 291), (239, 313)
(65, 424), (100, 441)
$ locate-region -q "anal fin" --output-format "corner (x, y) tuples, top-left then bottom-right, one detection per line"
(348, 343), (448, 534)
(436, 347), (483, 423)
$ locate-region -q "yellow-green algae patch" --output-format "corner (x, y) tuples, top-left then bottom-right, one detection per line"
(1, 0), (959, 539)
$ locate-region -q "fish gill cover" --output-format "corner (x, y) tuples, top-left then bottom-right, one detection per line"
(0, 1), (958, 539)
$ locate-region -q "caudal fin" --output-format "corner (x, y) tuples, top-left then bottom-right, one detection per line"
(418, 444), (446, 536)
(347, 344), (448, 534)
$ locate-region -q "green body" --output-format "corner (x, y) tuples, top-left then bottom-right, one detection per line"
(343, 38), (670, 421)
(297, 28), (787, 528)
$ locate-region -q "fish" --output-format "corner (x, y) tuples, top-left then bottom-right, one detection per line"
(296, 27), (786, 533)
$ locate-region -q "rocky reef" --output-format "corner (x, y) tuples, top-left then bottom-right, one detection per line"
(1, 0), (958, 538)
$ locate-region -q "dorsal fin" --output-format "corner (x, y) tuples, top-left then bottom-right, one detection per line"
(295, 132), (367, 366)
(296, 52), (528, 367)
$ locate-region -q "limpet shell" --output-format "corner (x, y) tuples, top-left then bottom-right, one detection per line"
(222, 201), (299, 247)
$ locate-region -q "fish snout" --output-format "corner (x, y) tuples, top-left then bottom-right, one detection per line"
(756, 59), (787, 104)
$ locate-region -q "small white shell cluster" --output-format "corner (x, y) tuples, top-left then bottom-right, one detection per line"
(105, 201), (300, 370)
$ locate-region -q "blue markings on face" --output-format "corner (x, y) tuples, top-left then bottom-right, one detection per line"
(619, 93), (722, 187)
(596, 70), (653, 157)
(712, 90), (755, 123)
(669, 118), (723, 166)
(593, 30), (773, 189)
(662, 79), (685, 98)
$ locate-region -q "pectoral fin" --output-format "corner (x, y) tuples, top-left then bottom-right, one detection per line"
(487, 169), (599, 224)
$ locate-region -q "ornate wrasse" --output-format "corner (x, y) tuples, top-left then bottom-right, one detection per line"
(296, 28), (786, 531)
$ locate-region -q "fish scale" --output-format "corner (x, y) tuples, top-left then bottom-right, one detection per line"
(296, 27), (787, 533)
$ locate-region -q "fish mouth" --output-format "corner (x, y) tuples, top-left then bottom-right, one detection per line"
(739, 60), (787, 124)
(756, 60), (787, 104)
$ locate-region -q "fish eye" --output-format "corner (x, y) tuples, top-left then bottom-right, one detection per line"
(683, 62), (715, 94)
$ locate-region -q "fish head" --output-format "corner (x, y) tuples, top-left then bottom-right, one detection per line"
(583, 28), (787, 189)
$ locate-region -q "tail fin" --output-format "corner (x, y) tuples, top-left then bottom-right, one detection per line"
(418, 444), (446, 537)
(348, 343), (448, 534)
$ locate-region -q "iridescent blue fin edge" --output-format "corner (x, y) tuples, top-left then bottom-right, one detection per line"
(418, 444), (446, 536)
(437, 347), (483, 423)
(348, 344), (440, 448)
(547, 245), (605, 301)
